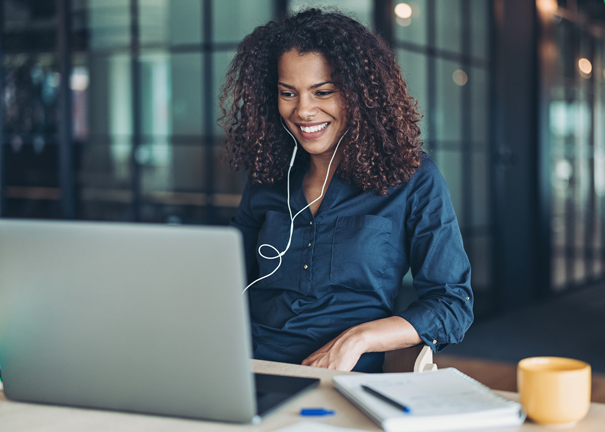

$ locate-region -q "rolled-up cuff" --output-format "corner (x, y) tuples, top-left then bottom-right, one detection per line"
(398, 304), (450, 353)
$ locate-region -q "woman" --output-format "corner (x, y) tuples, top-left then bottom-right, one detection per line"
(220, 9), (473, 373)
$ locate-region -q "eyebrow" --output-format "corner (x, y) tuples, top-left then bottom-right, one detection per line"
(277, 81), (335, 90)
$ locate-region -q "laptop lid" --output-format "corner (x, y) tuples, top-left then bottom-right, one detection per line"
(0, 220), (259, 423)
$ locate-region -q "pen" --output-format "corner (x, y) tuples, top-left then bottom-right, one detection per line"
(361, 385), (412, 413)
(300, 408), (336, 416)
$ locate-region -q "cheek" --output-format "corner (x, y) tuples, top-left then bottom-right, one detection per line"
(335, 96), (347, 117)
(335, 104), (348, 122)
(278, 100), (289, 119)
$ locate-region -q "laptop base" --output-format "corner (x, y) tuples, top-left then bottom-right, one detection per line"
(255, 373), (320, 417)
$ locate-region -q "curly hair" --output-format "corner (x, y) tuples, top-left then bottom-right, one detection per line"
(219, 8), (423, 195)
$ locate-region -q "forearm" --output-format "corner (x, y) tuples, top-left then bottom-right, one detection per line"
(301, 316), (423, 371)
(308, 306), (466, 372)
(348, 316), (422, 353)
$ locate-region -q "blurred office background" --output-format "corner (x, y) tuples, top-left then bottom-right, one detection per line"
(1, 0), (605, 322)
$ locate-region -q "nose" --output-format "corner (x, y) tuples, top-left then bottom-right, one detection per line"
(296, 94), (318, 120)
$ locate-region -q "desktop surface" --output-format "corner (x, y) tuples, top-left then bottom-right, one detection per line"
(1, 360), (604, 432)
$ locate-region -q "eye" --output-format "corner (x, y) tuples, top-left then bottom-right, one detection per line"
(280, 91), (296, 98)
(316, 90), (334, 97)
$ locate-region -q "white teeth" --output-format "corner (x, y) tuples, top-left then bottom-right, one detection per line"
(299, 122), (328, 133)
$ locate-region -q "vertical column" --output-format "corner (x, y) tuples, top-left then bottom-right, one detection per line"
(426, 0), (436, 146)
(58, 0), (76, 219)
(274, 0), (288, 20)
(493, 0), (541, 307)
(130, 0), (142, 221)
(374, 0), (394, 46)
(461, 0), (473, 259)
(587, 41), (596, 282)
(565, 25), (579, 288)
(587, 39), (598, 283)
(600, 42), (605, 280)
(203, 0), (216, 224)
(487, 0), (498, 304)
(0, 1), (5, 217)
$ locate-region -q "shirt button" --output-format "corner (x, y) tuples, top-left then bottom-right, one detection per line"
(308, 242), (312, 247)
(466, 297), (470, 301)
(303, 264), (308, 270)
(432, 340), (437, 345)
(309, 221), (313, 225)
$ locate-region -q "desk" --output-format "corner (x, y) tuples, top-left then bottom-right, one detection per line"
(1, 360), (604, 432)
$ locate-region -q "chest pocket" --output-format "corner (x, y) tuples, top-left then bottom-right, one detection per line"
(256, 210), (292, 288)
(330, 215), (392, 291)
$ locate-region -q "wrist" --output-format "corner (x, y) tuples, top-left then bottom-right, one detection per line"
(344, 323), (373, 355)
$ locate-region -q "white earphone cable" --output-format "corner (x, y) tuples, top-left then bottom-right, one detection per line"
(242, 123), (349, 294)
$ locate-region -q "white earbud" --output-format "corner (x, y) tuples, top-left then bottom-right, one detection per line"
(242, 121), (349, 294)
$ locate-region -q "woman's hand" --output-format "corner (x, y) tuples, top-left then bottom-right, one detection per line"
(301, 326), (366, 371)
(301, 316), (423, 371)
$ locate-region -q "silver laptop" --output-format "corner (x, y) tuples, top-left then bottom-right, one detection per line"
(0, 220), (317, 423)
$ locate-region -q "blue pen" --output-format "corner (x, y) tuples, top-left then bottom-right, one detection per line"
(300, 408), (336, 416)
(361, 385), (412, 414)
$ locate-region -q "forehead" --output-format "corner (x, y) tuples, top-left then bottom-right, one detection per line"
(277, 50), (333, 83)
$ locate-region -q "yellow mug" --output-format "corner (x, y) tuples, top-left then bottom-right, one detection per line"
(518, 357), (591, 426)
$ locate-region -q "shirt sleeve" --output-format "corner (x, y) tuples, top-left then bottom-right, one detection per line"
(397, 157), (474, 352)
(229, 180), (261, 283)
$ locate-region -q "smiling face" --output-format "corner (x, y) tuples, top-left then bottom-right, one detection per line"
(277, 50), (348, 160)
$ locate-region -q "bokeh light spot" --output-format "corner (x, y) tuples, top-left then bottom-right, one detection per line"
(453, 69), (468, 86)
(395, 3), (413, 19)
(578, 58), (592, 75)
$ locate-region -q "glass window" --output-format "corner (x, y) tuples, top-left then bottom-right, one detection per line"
(469, 235), (492, 289)
(545, 10), (605, 290)
(141, 144), (205, 194)
(4, 55), (60, 142)
(78, 201), (134, 221)
(213, 0), (272, 44)
(138, 140), (173, 193)
(88, 54), (132, 137)
(435, 58), (463, 142)
(394, 0), (427, 46)
(78, 142), (132, 189)
(169, 0), (203, 45)
(213, 50), (237, 135)
(471, 0), (490, 60)
(80, 53), (133, 215)
(471, 66), (489, 145)
(140, 52), (171, 137)
(2, 0), (60, 210)
(434, 149), (463, 227)
(138, 0), (203, 46)
(435, 0), (461, 54)
(71, 60), (90, 142)
(213, 145), (247, 196)
(596, 42), (605, 278)
(171, 53), (204, 136)
(556, 19), (576, 80)
(471, 151), (490, 226)
(139, 0), (168, 47)
(290, 0), (373, 29)
(87, 0), (130, 51)
(397, 49), (428, 139)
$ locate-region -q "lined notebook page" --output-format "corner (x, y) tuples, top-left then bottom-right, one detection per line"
(365, 368), (516, 417)
(333, 368), (525, 431)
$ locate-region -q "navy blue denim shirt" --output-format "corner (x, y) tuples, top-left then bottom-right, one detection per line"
(230, 154), (473, 372)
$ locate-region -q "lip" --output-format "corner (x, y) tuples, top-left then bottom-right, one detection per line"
(295, 121), (331, 140)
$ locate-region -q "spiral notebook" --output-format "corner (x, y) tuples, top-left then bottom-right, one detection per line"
(333, 368), (526, 432)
